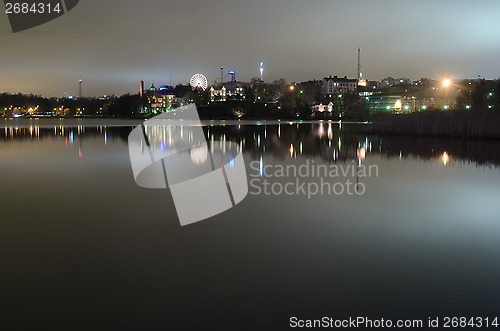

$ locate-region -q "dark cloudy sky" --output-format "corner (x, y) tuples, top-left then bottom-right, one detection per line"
(1, 0), (500, 97)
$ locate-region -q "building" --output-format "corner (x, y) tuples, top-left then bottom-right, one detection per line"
(360, 90), (403, 113)
(322, 76), (358, 95)
(141, 83), (179, 114)
(210, 82), (246, 102)
(378, 77), (412, 88)
(312, 102), (334, 113)
(360, 88), (454, 113)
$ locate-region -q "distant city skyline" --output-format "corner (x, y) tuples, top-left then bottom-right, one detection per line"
(1, 0), (500, 97)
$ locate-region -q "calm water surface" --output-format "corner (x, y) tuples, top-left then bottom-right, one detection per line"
(1, 118), (500, 330)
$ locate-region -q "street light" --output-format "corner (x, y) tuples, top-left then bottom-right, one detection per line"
(443, 79), (451, 108)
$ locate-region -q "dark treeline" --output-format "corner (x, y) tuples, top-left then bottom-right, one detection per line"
(0, 92), (111, 117)
(456, 79), (500, 110)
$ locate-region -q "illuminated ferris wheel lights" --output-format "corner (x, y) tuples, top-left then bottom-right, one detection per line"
(190, 73), (208, 91)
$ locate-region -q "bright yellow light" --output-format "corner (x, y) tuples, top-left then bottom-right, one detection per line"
(290, 144), (294, 157)
(443, 80), (451, 87)
(357, 147), (366, 160)
(290, 86), (294, 91)
(395, 100), (402, 109)
(442, 152), (449, 166)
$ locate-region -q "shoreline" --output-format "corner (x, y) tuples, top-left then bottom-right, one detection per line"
(361, 110), (500, 140)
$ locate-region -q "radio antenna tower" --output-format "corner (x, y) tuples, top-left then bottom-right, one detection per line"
(357, 48), (362, 81)
(78, 73), (82, 98)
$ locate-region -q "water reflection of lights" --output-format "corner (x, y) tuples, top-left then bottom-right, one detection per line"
(259, 156), (263, 177)
(290, 144), (294, 157)
(357, 147), (366, 160)
(317, 123), (325, 138)
(190, 145), (209, 164)
(327, 123), (333, 140)
(442, 152), (449, 166)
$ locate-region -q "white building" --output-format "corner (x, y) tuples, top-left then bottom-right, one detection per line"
(210, 82), (246, 102)
(312, 102), (334, 113)
(322, 76), (357, 94)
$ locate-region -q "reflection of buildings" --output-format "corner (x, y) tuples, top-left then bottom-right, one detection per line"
(5, 122), (500, 167)
(204, 121), (366, 165)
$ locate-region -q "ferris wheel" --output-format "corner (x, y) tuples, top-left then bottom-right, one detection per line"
(190, 74), (208, 91)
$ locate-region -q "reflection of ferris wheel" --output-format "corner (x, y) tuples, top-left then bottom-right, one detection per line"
(190, 74), (208, 91)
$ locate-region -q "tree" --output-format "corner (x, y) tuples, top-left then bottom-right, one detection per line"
(106, 94), (141, 117)
(494, 80), (500, 110)
(471, 80), (488, 110)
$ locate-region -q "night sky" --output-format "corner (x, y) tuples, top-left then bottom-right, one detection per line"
(1, 0), (500, 97)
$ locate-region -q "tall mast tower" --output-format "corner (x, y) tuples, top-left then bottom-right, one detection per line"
(357, 48), (361, 81)
(78, 74), (82, 98)
(356, 48), (367, 87)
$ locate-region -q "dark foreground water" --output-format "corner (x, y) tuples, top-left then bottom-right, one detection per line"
(1, 118), (500, 330)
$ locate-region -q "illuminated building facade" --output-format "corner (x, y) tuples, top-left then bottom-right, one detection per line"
(210, 82), (246, 102)
(360, 90), (403, 113)
(141, 83), (179, 114)
(322, 76), (358, 94)
(312, 102), (334, 113)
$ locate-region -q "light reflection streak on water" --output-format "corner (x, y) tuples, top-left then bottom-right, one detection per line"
(0, 123), (363, 167)
(260, 156), (263, 177)
(3, 122), (499, 169)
